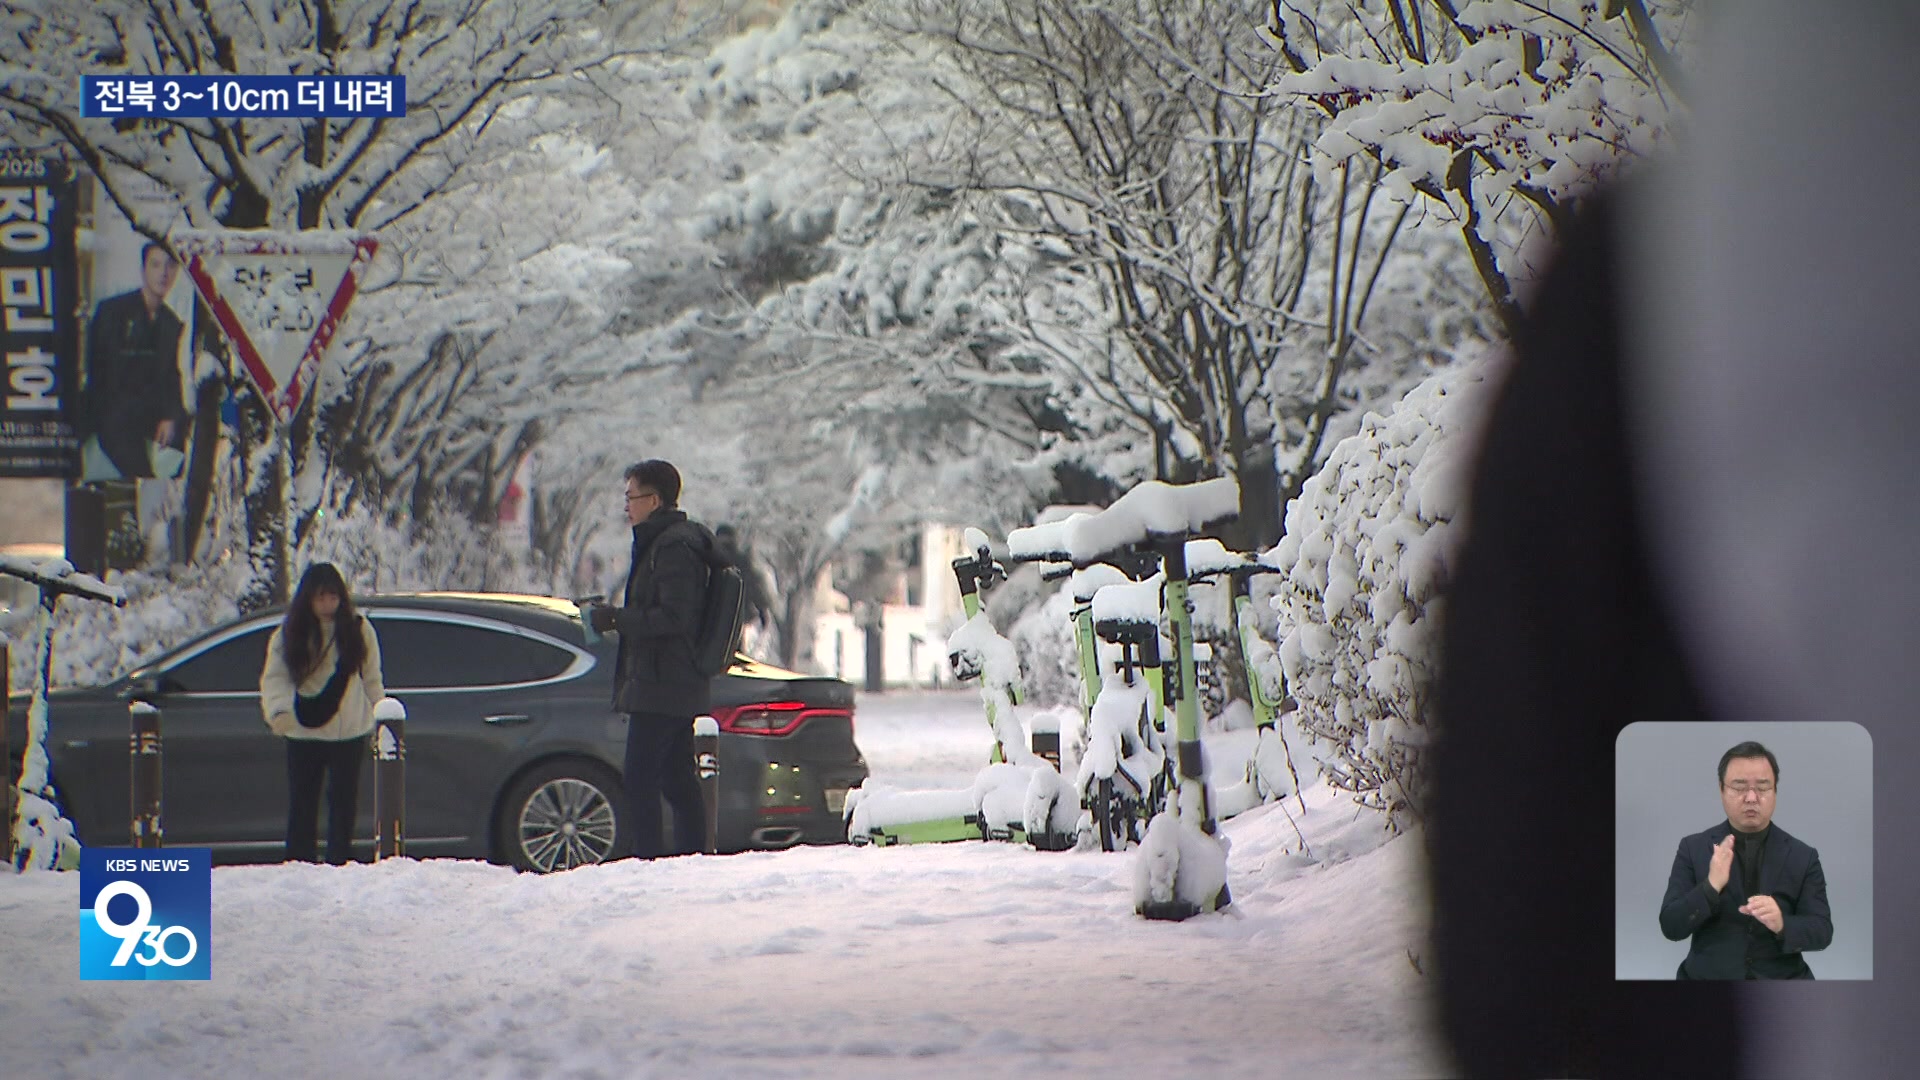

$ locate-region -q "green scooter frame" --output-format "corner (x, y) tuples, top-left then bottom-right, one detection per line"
(956, 544), (1022, 761)
(1136, 534), (1231, 921)
(1227, 569), (1303, 802)
(1083, 613), (1171, 852)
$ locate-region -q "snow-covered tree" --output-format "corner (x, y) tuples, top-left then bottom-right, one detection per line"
(702, 381), (1052, 670)
(1266, 0), (1687, 333)
(323, 130), (673, 537)
(657, 0), (1492, 718)
(855, 0), (1445, 547)
(676, 4), (1126, 472)
(554, 3), (1086, 663)
(1264, 350), (1498, 828)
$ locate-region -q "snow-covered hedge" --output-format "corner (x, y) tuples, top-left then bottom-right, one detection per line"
(1265, 354), (1498, 829)
(1006, 582), (1082, 710)
(2, 560), (251, 692)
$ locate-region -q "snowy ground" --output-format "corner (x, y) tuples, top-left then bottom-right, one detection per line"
(0, 690), (1449, 1078)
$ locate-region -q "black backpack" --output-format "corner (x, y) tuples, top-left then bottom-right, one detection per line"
(695, 558), (747, 677)
(650, 522), (747, 677)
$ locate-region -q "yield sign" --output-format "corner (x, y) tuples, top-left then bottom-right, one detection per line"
(175, 231), (379, 424)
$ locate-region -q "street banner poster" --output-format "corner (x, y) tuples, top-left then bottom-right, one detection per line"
(79, 173), (198, 484)
(1, 153), (81, 479)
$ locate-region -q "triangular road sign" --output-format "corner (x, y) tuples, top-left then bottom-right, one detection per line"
(174, 232), (379, 424)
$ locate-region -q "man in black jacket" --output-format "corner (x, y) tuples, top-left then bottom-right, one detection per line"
(589, 459), (716, 860)
(81, 242), (187, 480)
(713, 524), (772, 629)
(1659, 742), (1832, 979)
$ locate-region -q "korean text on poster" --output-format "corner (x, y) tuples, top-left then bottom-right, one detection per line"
(81, 75), (406, 119)
(1, 154), (80, 479)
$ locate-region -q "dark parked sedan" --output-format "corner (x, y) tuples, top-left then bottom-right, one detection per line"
(5, 593), (867, 872)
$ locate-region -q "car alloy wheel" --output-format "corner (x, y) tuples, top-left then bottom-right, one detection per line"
(516, 777), (619, 872)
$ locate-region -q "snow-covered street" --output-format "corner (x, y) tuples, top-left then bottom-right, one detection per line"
(0, 691), (1446, 1078)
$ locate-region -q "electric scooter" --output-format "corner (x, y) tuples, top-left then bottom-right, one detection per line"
(845, 529), (1077, 849)
(1046, 478), (1241, 920)
(2, 555), (126, 871)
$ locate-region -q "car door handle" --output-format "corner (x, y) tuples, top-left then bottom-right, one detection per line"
(483, 714), (531, 725)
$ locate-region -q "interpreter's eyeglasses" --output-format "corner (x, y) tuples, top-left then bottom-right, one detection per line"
(1723, 782), (1775, 796)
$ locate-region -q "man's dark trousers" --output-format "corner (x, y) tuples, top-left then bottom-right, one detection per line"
(624, 712), (705, 859)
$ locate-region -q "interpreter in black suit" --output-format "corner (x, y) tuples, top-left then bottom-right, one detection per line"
(1659, 741), (1833, 979)
(81, 242), (187, 479)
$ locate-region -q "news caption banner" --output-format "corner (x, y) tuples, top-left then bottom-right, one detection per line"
(80, 75), (405, 118)
(79, 848), (212, 981)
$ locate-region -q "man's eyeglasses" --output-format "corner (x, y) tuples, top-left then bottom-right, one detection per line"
(624, 491), (657, 504)
(1723, 782), (1775, 796)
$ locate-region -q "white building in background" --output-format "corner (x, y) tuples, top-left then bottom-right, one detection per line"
(808, 523), (971, 689)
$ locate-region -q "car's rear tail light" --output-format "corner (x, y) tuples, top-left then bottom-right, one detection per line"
(714, 701), (851, 737)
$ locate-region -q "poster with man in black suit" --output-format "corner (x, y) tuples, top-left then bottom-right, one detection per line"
(79, 240), (188, 481)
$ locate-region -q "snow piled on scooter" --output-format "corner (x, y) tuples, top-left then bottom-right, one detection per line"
(1134, 809), (1230, 912)
(1089, 574), (1162, 626)
(1075, 677), (1160, 795)
(1060, 478), (1240, 565)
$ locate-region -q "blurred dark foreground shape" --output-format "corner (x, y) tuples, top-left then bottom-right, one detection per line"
(1431, 1), (1917, 1076)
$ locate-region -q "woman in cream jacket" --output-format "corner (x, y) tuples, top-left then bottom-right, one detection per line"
(259, 562), (385, 864)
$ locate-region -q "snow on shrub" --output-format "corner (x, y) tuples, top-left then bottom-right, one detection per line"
(1006, 581), (1082, 710)
(2, 559), (252, 692)
(1266, 354), (1497, 829)
(0, 499), (548, 695)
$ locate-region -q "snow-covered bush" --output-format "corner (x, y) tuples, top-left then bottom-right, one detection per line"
(0, 501), (549, 694)
(1266, 352), (1499, 829)
(300, 502), (547, 599)
(2, 559), (251, 692)
(1006, 582), (1083, 710)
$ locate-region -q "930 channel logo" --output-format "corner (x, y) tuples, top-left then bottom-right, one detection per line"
(79, 848), (211, 980)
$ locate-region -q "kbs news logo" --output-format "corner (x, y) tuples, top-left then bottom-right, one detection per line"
(79, 848), (212, 980)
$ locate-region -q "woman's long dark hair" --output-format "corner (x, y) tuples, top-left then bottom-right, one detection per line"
(281, 562), (366, 681)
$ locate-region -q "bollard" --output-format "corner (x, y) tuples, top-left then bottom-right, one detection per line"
(372, 698), (406, 861)
(3, 641), (12, 869)
(693, 715), (719, 855)
(129, 699), (163, 848)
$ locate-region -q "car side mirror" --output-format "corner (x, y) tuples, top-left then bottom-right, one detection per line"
(122, 672), (167, 703)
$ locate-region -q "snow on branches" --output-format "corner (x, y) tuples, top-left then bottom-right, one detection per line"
(1268, 1), (1688, 330)
(1265, 350), (1498, 829)
(0, 1), (696, 235)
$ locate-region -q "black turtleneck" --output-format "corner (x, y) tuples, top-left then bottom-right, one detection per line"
(1732, 821), (1769, 897)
